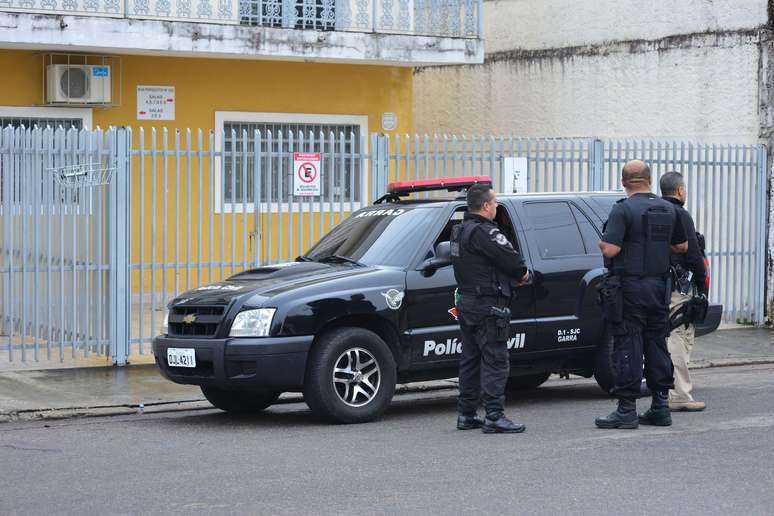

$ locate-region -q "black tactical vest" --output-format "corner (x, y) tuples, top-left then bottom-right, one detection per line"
(450, 219), (511, 297)
(611, 193), (675, 277)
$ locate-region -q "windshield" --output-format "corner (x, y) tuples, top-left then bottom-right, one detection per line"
(304, 207), (437, 267)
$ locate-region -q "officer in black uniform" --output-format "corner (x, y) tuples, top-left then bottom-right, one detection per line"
(450, 183), (530, 434)
(596, 160), (688, 429)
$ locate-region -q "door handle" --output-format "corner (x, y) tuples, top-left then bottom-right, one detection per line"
(520, 270), (537, 286)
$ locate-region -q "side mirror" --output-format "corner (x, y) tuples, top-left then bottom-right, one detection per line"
(421, 241), (452, 274)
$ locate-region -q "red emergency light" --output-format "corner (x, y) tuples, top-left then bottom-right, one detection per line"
(387, 176), (492, 196)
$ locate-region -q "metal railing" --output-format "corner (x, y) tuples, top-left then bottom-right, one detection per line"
(0, 0), (483, 38)
(0, 128), (768, 366)
(239, 0), (482, 37)
(373, 134), (768, 326)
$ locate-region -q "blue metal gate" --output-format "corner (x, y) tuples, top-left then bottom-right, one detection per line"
(1, 127), (768, 366)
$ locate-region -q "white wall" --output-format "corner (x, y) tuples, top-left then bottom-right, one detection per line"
(414, 0), (767, 141)
(484, 0), (767, 53)
(414, 33), (762, 141)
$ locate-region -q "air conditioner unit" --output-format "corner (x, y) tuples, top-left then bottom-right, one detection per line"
(46, 64), (112, 104)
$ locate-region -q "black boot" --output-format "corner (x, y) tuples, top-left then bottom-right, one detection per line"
(457, 413), (485, 430)
(482, 413), (526, 434)
(595, 398), (638, 429)
(639, 390), (672, 426)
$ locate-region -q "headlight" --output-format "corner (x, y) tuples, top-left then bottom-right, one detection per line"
(161, 308), (170, 335)
(229, 308), (276, 337)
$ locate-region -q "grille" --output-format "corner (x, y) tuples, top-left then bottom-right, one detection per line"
(168, 306), (225, 337)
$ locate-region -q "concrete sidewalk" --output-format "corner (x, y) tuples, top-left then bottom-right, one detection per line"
(1, 328), (771, 423)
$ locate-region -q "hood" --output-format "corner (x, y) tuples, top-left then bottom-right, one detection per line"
(168, 261), (383, 306)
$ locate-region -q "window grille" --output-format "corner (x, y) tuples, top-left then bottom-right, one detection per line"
(222, 121), (362, 205)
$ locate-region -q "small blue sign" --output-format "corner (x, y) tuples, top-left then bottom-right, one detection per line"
(92, 67), (109, 77)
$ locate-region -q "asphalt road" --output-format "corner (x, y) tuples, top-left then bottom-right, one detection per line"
(2, 365), (773, 516)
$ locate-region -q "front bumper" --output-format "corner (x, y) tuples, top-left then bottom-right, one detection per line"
(152, 335), (314, 390)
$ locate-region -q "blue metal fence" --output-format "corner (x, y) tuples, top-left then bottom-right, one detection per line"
(0, 128), (768, 365)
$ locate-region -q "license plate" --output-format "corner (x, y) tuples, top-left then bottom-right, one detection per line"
(167, 348), (196, 368)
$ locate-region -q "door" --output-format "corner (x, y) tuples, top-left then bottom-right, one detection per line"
(404, 205), (465, 367)
(404, 203), (536, 367)
(519, 200), (603, 352)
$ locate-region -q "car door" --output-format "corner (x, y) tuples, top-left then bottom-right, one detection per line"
(497, 201), (537, 357)
(518, 199), (603, 352)
(404, 205), (465, 367)
(404, 203), (536, 367)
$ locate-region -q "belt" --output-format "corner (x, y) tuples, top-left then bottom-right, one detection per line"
(458, 286), (503, 296)
(617, 273), (670, 280)
(459, 293), (509, 307)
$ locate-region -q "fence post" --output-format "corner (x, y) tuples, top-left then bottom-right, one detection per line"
(370, 133), (379, 201)
(371, 133), (390, 201)
(756, 144), (768, 325)
(109, 128), (130, 366)
(590, 138), (604, 191)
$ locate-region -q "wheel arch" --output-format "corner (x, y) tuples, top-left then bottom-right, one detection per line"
(311, 314), (403, 369)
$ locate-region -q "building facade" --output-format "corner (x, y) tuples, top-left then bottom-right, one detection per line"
(0, 1), (485, 366)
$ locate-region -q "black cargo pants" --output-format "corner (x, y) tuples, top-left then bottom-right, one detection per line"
(610, 276), (674, 399)
(457, 296), (511, 418)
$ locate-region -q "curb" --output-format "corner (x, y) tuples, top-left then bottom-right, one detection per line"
(0, 379), (460, 424)
(2, 360), (772, 424)
(687, 357), (774, 370)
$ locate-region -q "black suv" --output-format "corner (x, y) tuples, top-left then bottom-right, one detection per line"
(153, 178), (721, 423)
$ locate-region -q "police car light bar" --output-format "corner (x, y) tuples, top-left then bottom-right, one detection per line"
(387, 176), (493, 196)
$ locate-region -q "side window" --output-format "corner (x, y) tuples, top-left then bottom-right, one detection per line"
(525, 202), (585, 259)
(571, 204), (602, 255)
(428, 208), (466, 259)
(494, 205), (522, 252)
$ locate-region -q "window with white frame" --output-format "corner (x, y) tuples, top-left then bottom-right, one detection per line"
(0, 107), (93, 205)
(216, 112), (367, 211)
(0, 106), (92, 131)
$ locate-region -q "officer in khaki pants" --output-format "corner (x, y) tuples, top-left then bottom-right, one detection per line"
(660, 172), (707, 412)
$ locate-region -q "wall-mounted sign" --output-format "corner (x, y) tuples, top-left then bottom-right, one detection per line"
(381, 112), (397, 131)
(137, 85), (175, 120)
(502, 156), (528, 194)
(293, 152), (321, 196)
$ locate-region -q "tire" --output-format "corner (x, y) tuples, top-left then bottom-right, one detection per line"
(594, 331), (614, 394)
(506, 372), (551, 391)
(201, 386), (281, 413)
(304, 327), (397, 424)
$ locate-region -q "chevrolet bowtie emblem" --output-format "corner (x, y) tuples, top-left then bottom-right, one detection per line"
(183, 314), (197, 324)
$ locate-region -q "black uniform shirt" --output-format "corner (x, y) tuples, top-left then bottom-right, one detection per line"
(602, 192), (687, 276)
(451, 213), (527, 297)
(663, 196), (707, 292)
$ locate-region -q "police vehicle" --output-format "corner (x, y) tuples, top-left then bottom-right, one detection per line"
(153, 177), (722, 423)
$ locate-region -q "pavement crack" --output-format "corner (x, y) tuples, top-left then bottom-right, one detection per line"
(0, 443), (62, 453)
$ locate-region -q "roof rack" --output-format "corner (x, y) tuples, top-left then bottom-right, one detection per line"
(375, 176), (493, 204)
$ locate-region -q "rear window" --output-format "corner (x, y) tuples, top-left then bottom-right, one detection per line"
(525, 202), (585, 258)
(589, 195), (625, 221)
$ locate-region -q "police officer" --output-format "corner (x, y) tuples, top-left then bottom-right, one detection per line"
(451, 183), (530, 434)
(660, 171), (707, 412)
(596, 160), (688, 429)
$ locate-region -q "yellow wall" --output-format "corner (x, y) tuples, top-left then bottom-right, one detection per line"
(0, 49), (413, 297)
(0, 49), (413, 134)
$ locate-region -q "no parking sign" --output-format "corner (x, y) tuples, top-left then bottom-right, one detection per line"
(293, 152), (321, 196)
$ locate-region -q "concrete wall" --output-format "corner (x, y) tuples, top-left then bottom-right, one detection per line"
(413, 0), (774, 324)
(484, 0), (767, 53)
(414, 0), (768, 141)
(414, 32), (761, 141)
